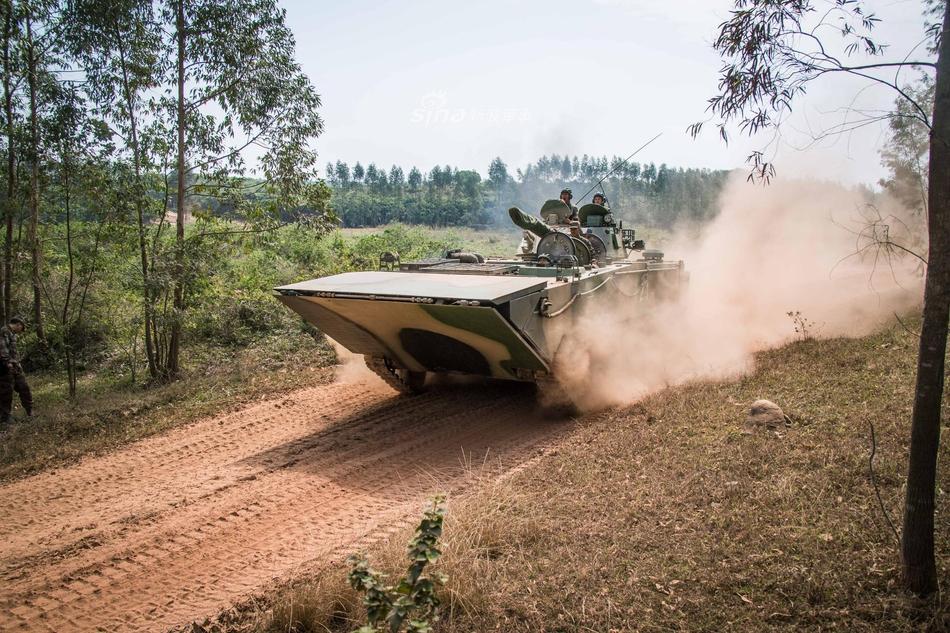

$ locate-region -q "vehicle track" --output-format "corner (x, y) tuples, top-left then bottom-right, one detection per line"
(0, 378), (571, 632)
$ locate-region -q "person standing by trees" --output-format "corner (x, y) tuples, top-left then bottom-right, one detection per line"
(0, 316), (33, 425)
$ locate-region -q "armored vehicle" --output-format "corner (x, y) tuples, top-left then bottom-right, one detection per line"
(275, 199), (685, 394)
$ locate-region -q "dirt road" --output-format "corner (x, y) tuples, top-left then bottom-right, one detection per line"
(0, 378), (569, 632)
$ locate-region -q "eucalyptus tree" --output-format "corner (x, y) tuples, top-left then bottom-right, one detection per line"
(389, 165), (405, 189)
(0, 0), (20, 323)
(158, 0), (327, 379)
(334, 160), (350, 188)
(407, 167), (422, 190)
(68, 0), (166, 379)
(20, 0), (63, 348)
(0, 0), (58, 342)
(880, 78), (935, 219)
(70, 0), (328, 381)
(44, 81), (113, 396)
(692, 0), (947, 596)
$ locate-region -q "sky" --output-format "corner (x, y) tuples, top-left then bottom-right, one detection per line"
(283, 0), (936, 186)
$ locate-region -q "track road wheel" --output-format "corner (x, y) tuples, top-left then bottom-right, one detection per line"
(404, 370), (426, 393)
(364, 356), (427, 394)
(534, 375), (579, 417)
(535, 339), (580, 415)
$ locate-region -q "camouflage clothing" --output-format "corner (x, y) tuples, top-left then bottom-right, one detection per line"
(0, 325), (32, 422)
(0, 325), (18, 364)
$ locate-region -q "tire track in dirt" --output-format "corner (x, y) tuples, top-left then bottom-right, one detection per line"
(0, 378), (572, 632)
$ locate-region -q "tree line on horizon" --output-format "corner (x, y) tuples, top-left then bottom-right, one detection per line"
(322, 155), (732, 229)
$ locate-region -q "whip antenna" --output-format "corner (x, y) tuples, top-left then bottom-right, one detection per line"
(576, 132), (663, 203)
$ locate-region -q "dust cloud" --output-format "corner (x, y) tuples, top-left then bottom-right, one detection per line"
(555, 173), (925, 411)
(327, 337), (390, 390)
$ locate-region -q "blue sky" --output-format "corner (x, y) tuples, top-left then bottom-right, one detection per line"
(283, 0), (935, 185)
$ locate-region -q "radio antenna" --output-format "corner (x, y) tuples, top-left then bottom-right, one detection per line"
(576, 132), (663, 203)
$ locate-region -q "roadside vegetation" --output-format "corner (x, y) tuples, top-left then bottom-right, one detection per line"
(209, 315), (948, 633)
(0, 217), (677, 482)
(0, 224), (514, 480)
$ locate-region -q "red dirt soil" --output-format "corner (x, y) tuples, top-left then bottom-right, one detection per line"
(0, 380), (568, 632)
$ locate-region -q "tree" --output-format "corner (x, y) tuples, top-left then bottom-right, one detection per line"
(692, 0), (947, 596)
(334, 160), (350, 188)
(365, 163), (381, 191)
(21, 0), (56, 347)
(1, 0), (19, 323)
(407, 166), (422, 190)
(486, 157), (512, 221)
(70, 0), (328, 382)
(159, 0), (326, 379)
(880, 77), (935, 217)
(487, 156), (510, 187)
(69, 0), (166, 380)
(389, 164), (404, 188)
(45, 82), (112, 396)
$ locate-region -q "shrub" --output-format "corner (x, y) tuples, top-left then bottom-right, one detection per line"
(347, 497), (447, 633)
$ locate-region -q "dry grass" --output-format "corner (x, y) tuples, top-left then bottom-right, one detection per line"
(217, 316), (949, 632)
(246, 468), (542, 633)
(263, 572), (359, 633)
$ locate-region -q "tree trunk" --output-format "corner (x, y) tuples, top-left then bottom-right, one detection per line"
(133, 131), (158, 380)
(1, 0), (14, 325)
(62, 143), (76, 398)
(166, 0), (185, 380)
(901, 4), (950, 598)
(115, 28), (157, 381)
(24, 9), (42, 344)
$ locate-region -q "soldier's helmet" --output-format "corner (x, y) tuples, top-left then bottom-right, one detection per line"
(8, 316), (25, 328)
(593, 192), (607, 204)
(560, 188), (573, 198)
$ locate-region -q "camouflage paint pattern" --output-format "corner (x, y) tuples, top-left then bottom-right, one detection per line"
(276, 260), (684, 383)
(277, 294), (549, 380)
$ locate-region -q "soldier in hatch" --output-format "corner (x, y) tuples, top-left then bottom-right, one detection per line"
(592, 192), (610, 209)
(559, 188), (579, 220)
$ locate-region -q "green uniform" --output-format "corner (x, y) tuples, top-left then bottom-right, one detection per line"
(0, 325), (32, 423)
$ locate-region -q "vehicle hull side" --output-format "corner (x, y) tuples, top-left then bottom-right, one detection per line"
(277, 294), (550, 380)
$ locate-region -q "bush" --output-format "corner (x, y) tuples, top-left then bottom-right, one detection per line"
(348, 497), (447, 633)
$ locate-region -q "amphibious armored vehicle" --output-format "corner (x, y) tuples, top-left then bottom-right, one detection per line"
(275, 199), (686, 393)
